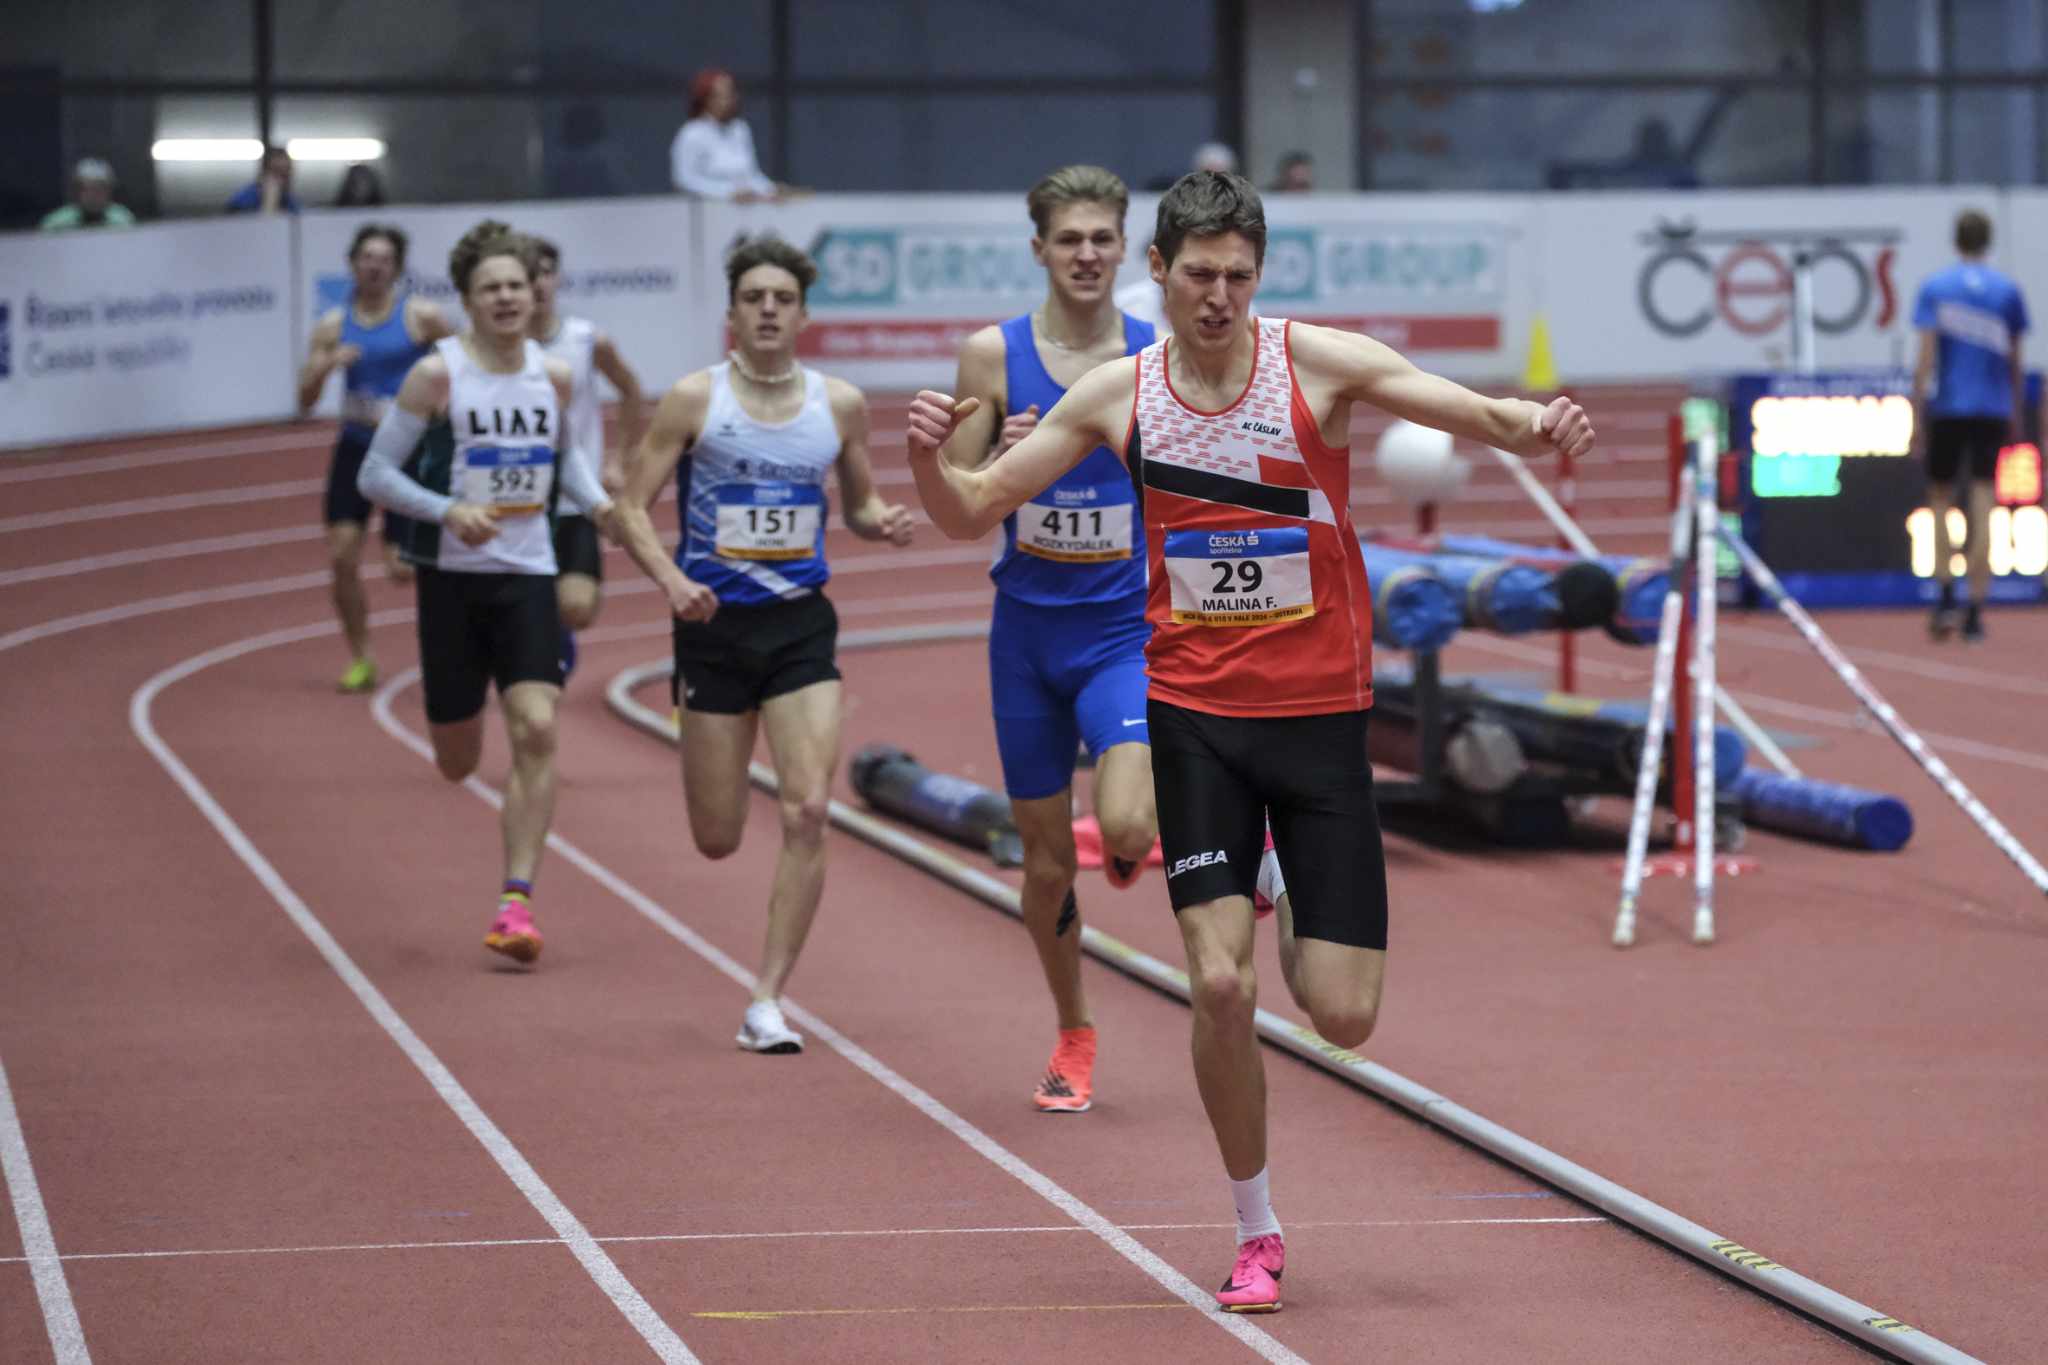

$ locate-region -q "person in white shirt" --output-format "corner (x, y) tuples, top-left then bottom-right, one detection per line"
(671, 68), (784, 202)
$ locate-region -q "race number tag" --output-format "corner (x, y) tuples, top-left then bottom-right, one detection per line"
(459, 444), (554, 517)
(1018, 485), (1133, 562)
(1164, 527), (1315, 627)
(715, 482), (823, 561)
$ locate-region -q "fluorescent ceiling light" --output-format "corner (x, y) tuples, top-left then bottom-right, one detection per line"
(151, 138), (263, 162)
(287, 138), (385, 162)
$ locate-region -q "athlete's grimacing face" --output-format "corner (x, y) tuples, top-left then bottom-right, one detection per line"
(1151, 232), (1261, 353)
(729, 263), (806, 358)
(1033, 202), (1125, 307)
(466, 254), (534, 340)
(350, 237), (399, 298)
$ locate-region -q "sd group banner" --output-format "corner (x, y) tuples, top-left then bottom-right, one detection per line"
(297, 196), (705, 417)
(0, 218), (296, 449)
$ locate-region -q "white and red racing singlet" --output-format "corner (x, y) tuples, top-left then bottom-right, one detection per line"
(1127, 317), (1373, 717)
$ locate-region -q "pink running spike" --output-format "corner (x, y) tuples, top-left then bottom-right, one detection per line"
(1216, 1234), (1285, 1313)
(484, 899), (543, 965)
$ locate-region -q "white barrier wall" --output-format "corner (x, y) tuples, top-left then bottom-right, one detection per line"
(9, 185), (2046, 451)
(297, 197), (706, 418)
(0, 218), (296, 449)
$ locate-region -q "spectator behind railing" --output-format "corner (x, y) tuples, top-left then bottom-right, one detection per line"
(335, 163), (387, 208)
(670, 68), (791, 203)
(40, 158), (137, 231)
(1270, 151), (1315, 193)
(226, 146), (303, 215)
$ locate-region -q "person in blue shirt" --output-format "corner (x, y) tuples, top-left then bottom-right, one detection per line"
(1912, 208), (2030, 641)
(937, 166), (1159, 1115)
(225, 146), (302, 215)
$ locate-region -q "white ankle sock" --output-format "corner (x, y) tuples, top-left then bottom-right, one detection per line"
(1230, 1167), (1282, 1243)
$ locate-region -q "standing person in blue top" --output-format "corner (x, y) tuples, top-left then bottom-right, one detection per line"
(937, 165), (1158, 1115)
(1913, 207), (2030, 642)
(611, 236), (917, 1055)
(298, 223), (454, 691)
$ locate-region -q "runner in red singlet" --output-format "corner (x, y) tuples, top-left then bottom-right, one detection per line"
(905, 171), (1594, 1314)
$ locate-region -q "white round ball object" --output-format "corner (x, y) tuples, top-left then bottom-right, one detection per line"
(1374, 420), (1469, 506)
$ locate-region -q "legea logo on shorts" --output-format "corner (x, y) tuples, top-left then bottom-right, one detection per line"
(1167, 849), (1229, 878)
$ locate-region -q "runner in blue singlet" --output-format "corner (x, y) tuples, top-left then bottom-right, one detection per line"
(938, 165), (1157, 1115)
(298, 223), (453, 691)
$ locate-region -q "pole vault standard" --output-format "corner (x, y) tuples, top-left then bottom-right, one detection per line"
(606, 637), (1987, 1365)
(1720, 525), (2048, 899)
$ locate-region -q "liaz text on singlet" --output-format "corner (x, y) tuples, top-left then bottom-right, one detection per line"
(464, 406), (554, 438)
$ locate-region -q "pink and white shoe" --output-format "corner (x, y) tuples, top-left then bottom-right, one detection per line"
(484, 900), (543, 964)
(1216, 1233), (1285, 1313)
(1251, 832), (1280, 921)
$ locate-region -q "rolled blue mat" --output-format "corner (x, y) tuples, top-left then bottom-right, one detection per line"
(1360, 541), (1553, 634)
(1729, 768), (1914, 852)
(1438, 534), (1668, 645)
(1454, 678), (1746, 789)
(1371, 562), (1462, 652)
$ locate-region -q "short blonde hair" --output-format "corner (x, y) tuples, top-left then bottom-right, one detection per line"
(1026, 165), (1129, 238)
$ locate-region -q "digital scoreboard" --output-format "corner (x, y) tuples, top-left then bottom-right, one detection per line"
(1729, 371), (2046, 607)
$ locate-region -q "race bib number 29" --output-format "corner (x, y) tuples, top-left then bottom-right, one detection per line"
(1165, 527), (1315, 627)
(460, 444), (554, 517)
(715, 482), (823, 560)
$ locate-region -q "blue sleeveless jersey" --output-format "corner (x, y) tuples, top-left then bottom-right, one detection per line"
(990, 312), (1154, 607)
(340, 293), (430, 438)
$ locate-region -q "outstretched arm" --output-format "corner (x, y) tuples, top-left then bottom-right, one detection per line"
(830, 380), (915, 545)
(357, 357), (499, 546)
(591, 332), (647, 493)
(906, 357), (1133, 539)
(1293, 322), (1594, 461)
(612, 375), (718, 622)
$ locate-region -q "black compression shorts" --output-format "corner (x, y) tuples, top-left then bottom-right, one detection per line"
(415, 566), (563, 724)
(324, 429), (413, 545)
(672, 591), (841, 715)
(553, 513), (604, 580)
(1926, 416), (2008, 484)
(1148, 698), (1389, 951)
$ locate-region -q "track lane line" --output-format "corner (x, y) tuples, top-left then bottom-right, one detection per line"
(129, 619), (700, 1365)
(0, 1053), (91, 1365)
(367, 665), (1310, 1365)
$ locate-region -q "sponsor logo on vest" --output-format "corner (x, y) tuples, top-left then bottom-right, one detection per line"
(1240, 419), (1283, 437)
(466, 406), (552, 438)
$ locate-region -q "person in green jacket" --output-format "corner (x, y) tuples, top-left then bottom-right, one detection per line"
(40, 159), (136, 231)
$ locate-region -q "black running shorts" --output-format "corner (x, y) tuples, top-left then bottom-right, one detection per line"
(324, 429), (413, 545)
(1148, 698), (1390, 951)
(1927, 416), (2008, 484)
(415, 566), (563, 724)
(553, 512), (604, 580)
(672, 591), (841, 715)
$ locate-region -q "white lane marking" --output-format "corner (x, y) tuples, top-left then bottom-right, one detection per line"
(1452, 633), (2048, 775)
(0, 431), (332, 485)
(130, 625), (699, 1365)
(0, 528), (325, 588)
(7, 1216), (1608, 1265)
(370, 669), (1309, 1365)
(1722, 622), (2048, 698)
(0, 479), (323, 534)
(0, 572), (332, 654)
(0, 1053), (92, 1364)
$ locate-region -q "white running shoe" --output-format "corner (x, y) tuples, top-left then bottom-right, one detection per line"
(736, 999), (804, 1054)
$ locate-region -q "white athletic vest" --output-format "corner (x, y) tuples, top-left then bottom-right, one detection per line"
(540, 316), (602, 495)
(437, 335), (562, 576)
(676, 363), (840, 604)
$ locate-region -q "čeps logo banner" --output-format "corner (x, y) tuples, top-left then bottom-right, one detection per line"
(1538, 188), (2000, 379)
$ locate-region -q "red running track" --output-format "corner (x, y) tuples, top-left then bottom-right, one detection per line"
(1, 391), (2042, 1363)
